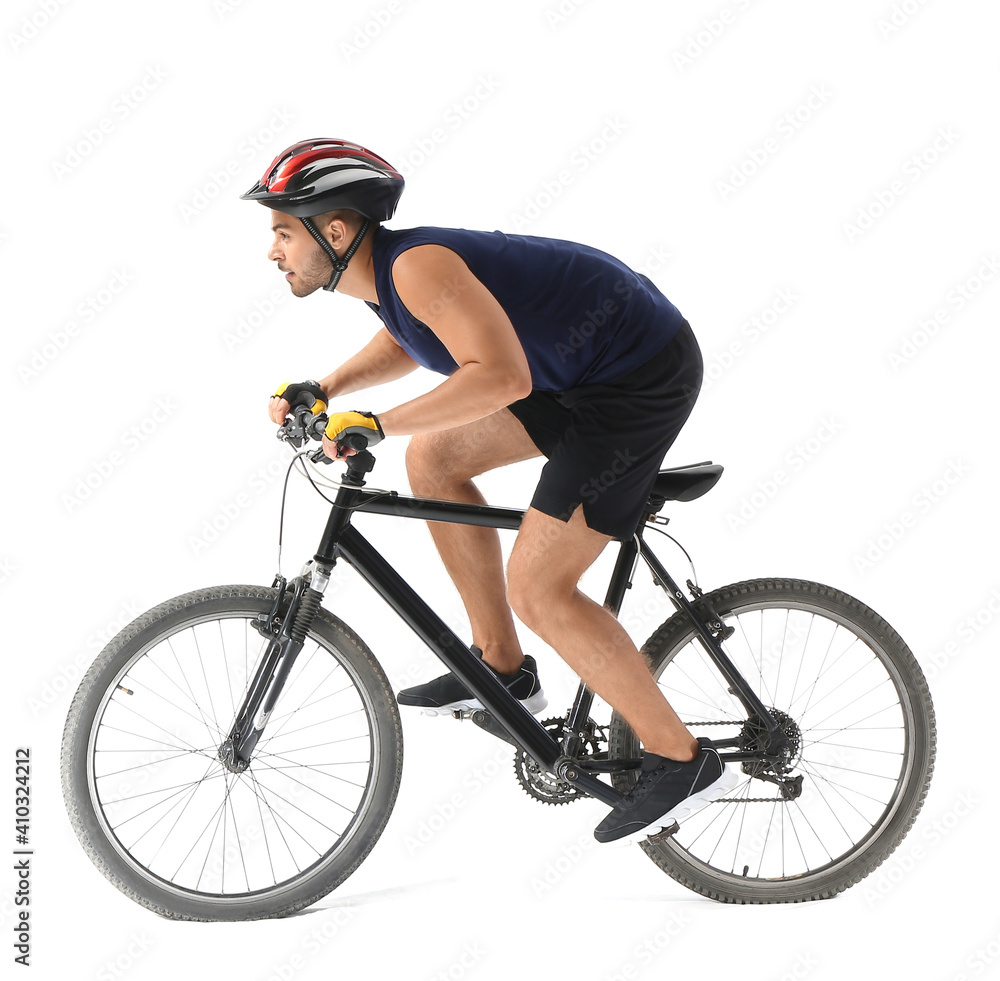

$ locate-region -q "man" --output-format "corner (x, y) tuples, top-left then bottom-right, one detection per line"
(242, 138), (737, 844)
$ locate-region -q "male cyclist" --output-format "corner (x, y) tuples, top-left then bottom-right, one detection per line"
(241, 138), (737, 844)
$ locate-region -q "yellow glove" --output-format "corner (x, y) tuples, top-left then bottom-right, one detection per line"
(272, 380), (328, 414)
(324, 411), (385, 453)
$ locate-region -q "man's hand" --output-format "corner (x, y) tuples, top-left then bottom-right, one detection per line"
(323, 410), (385, 458)
(268, 380), (328, 424)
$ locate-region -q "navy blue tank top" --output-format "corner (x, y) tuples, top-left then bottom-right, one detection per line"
(365, 226), (684, 392)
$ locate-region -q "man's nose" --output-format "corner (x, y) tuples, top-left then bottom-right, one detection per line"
(268, 242), (282, 261)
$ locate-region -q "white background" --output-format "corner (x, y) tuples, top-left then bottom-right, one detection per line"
(4, 0), (999, 977)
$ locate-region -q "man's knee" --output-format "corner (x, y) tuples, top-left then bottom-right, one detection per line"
(507, 550), (572, 629)
(405, 433), (461, 496)
(506, 562), (542, 628)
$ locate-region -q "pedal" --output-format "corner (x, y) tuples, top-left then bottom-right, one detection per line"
(646, 821), (680, 843)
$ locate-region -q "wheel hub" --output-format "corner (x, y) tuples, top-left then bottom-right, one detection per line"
(738, 708), (801, 777)
(218, 737), (250, 773)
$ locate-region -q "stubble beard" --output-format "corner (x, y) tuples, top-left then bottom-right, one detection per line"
(289, 245), (334, 297)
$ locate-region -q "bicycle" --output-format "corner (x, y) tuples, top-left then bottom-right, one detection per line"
(61, 398), (936, 919)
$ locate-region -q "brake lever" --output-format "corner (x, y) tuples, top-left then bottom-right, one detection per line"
(308, 446), (335, 465)
(279, 406), (327, 449)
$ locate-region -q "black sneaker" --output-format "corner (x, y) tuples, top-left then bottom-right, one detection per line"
(593, 737), (739, 845)
(396, 647), (547, 716)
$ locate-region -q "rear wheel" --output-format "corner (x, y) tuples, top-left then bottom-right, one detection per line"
(608, 579), (934, 903)
(61, 585), (402, 921)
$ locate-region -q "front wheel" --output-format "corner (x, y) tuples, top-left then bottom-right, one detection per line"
(608, 578), (935, 903)
(61, 585), (403, 921)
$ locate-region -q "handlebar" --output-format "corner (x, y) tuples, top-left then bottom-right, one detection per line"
(277, 405), (375, 473)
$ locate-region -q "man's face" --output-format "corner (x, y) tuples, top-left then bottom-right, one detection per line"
(267, 213), (332, 297)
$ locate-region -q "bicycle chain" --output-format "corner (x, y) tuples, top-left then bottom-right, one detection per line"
(685, 721), (792, 803)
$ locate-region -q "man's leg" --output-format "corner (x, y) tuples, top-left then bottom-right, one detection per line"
(405, 408), (542, 674)
(506, 505), (698, 762)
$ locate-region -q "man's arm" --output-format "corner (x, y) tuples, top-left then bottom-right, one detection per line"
(320, 327), (420, 399)
(269, 327), (418, 425)
(375, 245), (533, 438)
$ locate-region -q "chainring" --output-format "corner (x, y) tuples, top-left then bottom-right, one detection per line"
(513, 717), (601, 805)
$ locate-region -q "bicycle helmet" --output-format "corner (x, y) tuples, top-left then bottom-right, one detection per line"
(241, 138), (404, 292)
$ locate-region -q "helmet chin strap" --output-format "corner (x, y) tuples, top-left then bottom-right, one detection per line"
(300, 216), (372, 292)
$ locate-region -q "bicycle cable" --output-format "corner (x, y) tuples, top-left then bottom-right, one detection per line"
(274, 447), (397, 576)
(275, 448), (313, 574)
(643, 522), (700, 591)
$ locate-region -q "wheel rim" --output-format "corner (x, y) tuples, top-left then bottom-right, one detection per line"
(631, 597), (917, 888)
(85, 607), (384, 906)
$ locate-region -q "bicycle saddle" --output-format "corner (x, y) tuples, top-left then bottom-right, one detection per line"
(647, 462), (723, 507)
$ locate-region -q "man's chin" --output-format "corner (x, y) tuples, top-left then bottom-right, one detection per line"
(288, 278), (323, 298)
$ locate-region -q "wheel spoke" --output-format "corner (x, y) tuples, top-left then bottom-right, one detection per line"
(608, 581), (931, 899)
(73, 597), (398, 911)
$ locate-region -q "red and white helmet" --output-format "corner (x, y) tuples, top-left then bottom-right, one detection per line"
(241, 138), (404, 220)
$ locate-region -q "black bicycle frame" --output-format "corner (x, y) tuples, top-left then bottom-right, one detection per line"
(270, 453), (787, 807)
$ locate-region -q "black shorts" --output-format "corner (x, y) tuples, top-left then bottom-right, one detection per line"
(507, 319), (704, 540)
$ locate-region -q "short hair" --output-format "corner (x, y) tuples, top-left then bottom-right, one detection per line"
(309, 208), (369, 237)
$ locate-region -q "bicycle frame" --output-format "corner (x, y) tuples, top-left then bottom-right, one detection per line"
(230, 451), (787, 808)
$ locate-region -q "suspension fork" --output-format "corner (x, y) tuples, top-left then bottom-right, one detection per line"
(219, 567), (331, 772)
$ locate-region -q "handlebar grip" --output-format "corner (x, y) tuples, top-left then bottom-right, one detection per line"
(337, 433), (369, 456)
(288, 390), (316, 409)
